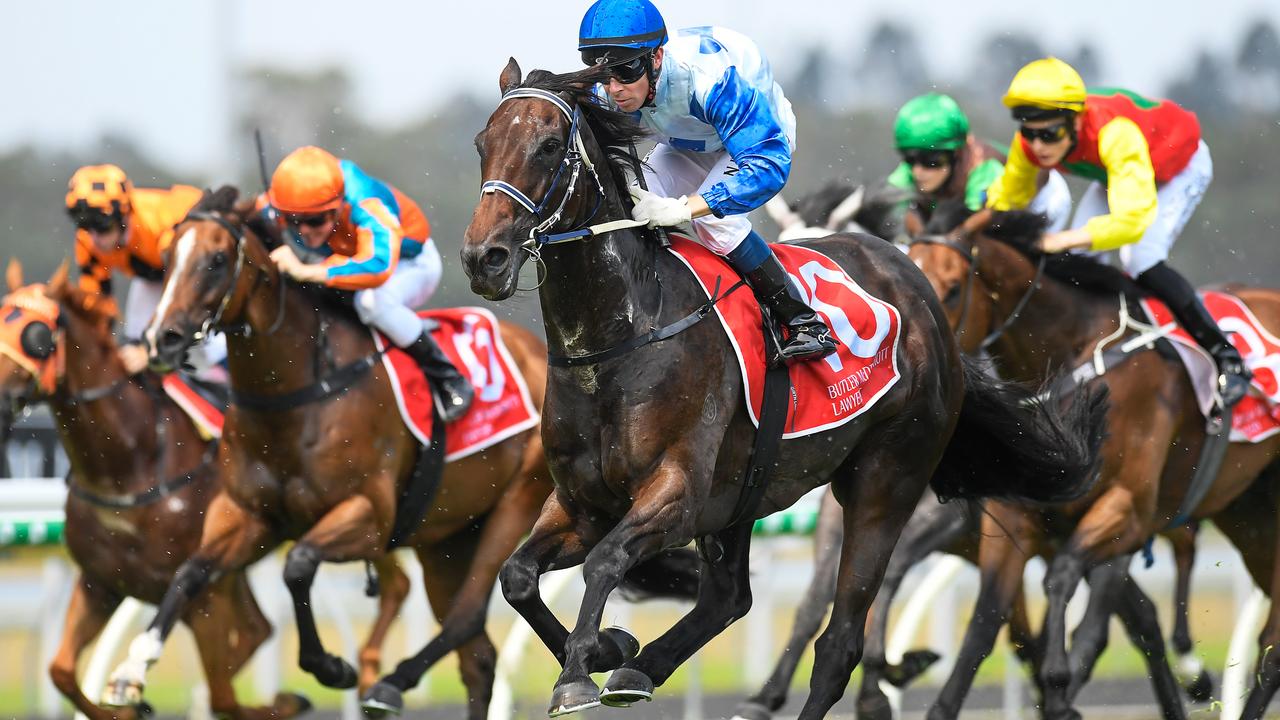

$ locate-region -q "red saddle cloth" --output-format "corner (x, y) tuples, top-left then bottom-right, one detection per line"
(667, 234), (902, 438)
(1140, 291), (1280, 442)
(374, 307), (540, 461)
(161, 375), (224, 439)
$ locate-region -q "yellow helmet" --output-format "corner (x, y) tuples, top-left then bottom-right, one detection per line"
(1002, 57), (1086, 113)
(65, 164), (133, 217)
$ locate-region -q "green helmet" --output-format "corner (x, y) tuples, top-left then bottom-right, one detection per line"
(894, 93), (970, 152)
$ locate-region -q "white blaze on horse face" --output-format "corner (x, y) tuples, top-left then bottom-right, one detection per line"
(145, 227), (197, 348)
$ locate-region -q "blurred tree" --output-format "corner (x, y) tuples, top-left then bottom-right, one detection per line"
(1236, 18), (1280, 112)
(786, 46), (833, 108)
(965, 31), (1047, 99)
(852, 21), (928, 109)
(236, 66), (363, 176)
(1166, 51), (1239, 122)
(1067, 43), (1104, 84)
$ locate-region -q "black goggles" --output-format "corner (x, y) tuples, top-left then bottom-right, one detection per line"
(1019, 122), (1071, 144)
(69, 208), (118, 233)
(285, 212), (331, 229)
(901, 150), (953, 169)
(605, 55), (650, 84)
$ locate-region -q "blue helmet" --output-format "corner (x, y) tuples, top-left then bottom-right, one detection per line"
(579, 0), (667, 65)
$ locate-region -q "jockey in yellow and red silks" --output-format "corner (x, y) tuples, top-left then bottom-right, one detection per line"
(264, 146), (472, 420)
(985, 57), (1251, 407)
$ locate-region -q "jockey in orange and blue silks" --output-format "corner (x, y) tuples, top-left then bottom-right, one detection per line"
(578, 0), (836, 364)
(264, 146), (472, 420)
(985, 57), (1250, 407)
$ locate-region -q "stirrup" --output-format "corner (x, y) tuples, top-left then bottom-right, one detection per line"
(779, 325), (838, 364)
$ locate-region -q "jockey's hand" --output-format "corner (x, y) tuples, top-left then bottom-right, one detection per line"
(117, 344), (149, 376)
(1038, 228), (1093, 254)
(630, 188), (693, 227)
(269, 245), (327, 284)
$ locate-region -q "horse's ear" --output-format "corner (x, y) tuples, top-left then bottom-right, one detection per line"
(499, 57), (522, 95)
(47, 259), (70, 296)
(5, 258), (22, 292)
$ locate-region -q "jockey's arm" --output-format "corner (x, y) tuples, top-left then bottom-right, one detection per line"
(696, 68), (791, 218)
(1081, 118), (1158, 252)
(984, 136), (1040, 213)
(321, 198), (402, 290)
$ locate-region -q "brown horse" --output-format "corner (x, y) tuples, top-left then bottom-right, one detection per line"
(461, 62), (1106, 720)
(104, 188), (696, 720)
(909, 206), (1280, 720)
(0, 260), (320, 720)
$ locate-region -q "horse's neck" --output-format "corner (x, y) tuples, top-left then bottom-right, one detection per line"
(978, 240), (1119, 379)
(224, 279), (351, 395)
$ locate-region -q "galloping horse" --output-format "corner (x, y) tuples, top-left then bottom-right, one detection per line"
(461, 61), (1106, 720)
(909, 205), (1280, 720)
(107, 188), (697, 720)
(0, 260), (318, 720)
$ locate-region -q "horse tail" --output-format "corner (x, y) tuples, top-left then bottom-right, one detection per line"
(930, 356), (1109, 504)
(616, 547), (701, 602)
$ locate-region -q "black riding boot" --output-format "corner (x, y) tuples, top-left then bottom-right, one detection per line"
(744, 253), (838, 364)
(403, 331), (474, 422)
(1137, 261), (1251, 407)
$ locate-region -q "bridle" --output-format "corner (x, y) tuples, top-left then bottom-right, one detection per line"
(182, 211), (286, 342)
(478, 88), (646, 282)
(910, 233), (1045, 351)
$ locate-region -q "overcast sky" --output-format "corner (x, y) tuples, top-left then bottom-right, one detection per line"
(7, 0), (1275, 177)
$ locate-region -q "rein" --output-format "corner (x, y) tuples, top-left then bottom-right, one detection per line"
(184, 211), (286, 342)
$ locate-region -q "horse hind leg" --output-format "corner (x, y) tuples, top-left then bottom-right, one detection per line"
(358, 555), (411, 694)
(283, 494), (386, 690)
(1166, 523), (1214, 702)
(48, 577), (137, 720)
(733, 488), (842, 720)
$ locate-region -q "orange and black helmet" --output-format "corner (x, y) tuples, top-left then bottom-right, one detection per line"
(65, 165), (132, 229)
(267, 146), (346, 214)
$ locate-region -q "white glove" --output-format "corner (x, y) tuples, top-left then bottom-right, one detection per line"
(630, 187), (692, 228)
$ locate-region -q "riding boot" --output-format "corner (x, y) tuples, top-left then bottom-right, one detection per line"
(742, 251), (838, 364)
(403, 330), (474, 422)
(1136, 261), (1252, 407)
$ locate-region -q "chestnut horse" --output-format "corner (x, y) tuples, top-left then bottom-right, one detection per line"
(0, 260), (329, 720)
(460, 62), (1106, 720)
(105, 188), (696, 720)
(909, 206), (1280, 720)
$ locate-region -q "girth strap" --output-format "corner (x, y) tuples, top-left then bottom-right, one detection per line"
(229, 351), (382, 411)
(727, 346), (793, 528)
(67, 443), (217, 510)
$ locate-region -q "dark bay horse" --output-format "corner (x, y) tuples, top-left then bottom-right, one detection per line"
(107, 189), (696, 720)
(0, 260), (315, 720)
(461, 61), (1106, 720)
(909, 207), (1280, 720)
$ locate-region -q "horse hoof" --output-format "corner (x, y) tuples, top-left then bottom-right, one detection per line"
(273, 691), (312, 718)
(729, 700), (773, 720)
(1184, 668), (1215, 703)
(594, 626), (640, 671)
(549, 678), (601, 717)
(101, 678), (144, 709)
(305, 654), (358, 689)
(885, 648), (942, 687)
(855, 691), (894, 720)
(601, 668), (654, 707)
(360, 681), (404, 718)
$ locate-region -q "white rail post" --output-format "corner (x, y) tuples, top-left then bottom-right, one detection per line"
(489, 568), (581, 720)
(882, 555), (966, 718)
(75, 598), (147, 720)
(1222, 588), (1268, 720)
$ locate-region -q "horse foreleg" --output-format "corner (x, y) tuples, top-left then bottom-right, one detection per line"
(1063, 556), (1127, 695)
(604, 519), (755, 710)
(1238, 498), (1280, 720)
(1166, 523), (1212, 701)
(105, 491), (274, 708)
(734, 489), (842, 720)
(1108, 572), (1187, 720)
(359, 555), (411, 693)
(284, 493), (386, 690)
(856, 496), (976, 720)
(926, 504), (1036, 720)
(187, 573), (310, 720)
(48, 576), (132, 720)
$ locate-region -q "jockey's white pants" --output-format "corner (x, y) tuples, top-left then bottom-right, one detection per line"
(354, 242), (443, 347)
(1028, 169), (1072, 233)
(641, 145), (753, 256)
(124, 278), (226, 371)
(1071, 140), (1212, 275)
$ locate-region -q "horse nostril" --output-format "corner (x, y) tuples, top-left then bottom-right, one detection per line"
(158, 329), (187, 354)
(482, 247), (510, 273)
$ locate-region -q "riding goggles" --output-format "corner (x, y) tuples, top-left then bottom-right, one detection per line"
(1019, 122), (1071, 144)
(285, 212), (332, 229)
(69, 206), (120, 234)
(900, 150), (953, 169)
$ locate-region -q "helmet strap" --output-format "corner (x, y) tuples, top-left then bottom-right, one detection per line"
(643, 52), (659, 107)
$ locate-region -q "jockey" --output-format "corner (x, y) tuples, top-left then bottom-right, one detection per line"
(264, 146), (473, 421)
(985, 57), (1250, 406)
(64, 164), (226, 377)
(889, 92), (1071, 235)
(579, 0), (836, 363)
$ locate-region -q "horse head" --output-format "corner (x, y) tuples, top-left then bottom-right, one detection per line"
(145, 186), (274, 371)
(462, 60), (640, 300)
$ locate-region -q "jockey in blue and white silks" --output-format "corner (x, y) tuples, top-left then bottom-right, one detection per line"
(580, 0), (836, 363)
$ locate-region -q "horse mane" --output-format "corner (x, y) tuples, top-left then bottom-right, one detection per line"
(923, 198), (975, 235)
(519, 66), (650, 201)
(983, 209), (1146, 299)
(793, 180), (858, 227)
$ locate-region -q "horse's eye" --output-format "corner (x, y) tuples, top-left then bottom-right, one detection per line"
(210, 252), (228, 270)
(540, 138), (563, 155)
(943, 284), (962, 307)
